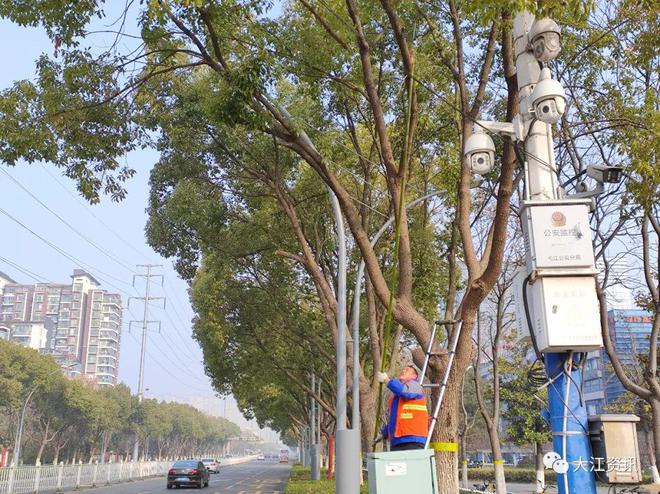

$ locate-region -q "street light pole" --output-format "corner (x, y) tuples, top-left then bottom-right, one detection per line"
(311, 372), (321, 480)
(327, 187), (360, 494)
(11, 386), (38, 468)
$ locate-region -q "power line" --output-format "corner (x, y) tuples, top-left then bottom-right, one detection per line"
(39, 163), (154, 262)
(1, 171), (205, 378)
(160, 310), (200, 361)
(144, 289), (200, 360)
(0, 167), (137, 274)
(126, 263), (164, 462)
(124, 328), (212, 394)
(125, 268), (207, 385)
(124, 305), (208, 384)
(35, 165), (203, 362)
(0, 251), (207, 391)
(0, 255), (51, 283)
(0, 205), (137, 293)
(122, 305), (207, 384)
(0, 255), (204, 393)
(160, 278), (201, 358)
(147, 330), (210, 383)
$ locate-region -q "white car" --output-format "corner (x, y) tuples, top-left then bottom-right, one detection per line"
(257, 454), (265, 461)
(202, 458), (219, 473)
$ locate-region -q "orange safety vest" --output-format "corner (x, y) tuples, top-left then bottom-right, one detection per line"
(388, 395), (429, 438)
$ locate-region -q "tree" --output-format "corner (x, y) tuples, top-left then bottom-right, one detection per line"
(0, 340), (64, 461)
(501, 354), (552, 494)
(98, 384), (136, 463)
(552, 0), (659, 471)
(0, 339), (240, 464)
(473, 261), (518, 494)
(0, 0), (597, 489)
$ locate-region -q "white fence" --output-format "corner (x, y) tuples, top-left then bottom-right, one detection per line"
(0, 456), (256, 494)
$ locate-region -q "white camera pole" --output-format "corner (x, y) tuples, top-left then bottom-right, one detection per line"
(513, 12), (597, 494)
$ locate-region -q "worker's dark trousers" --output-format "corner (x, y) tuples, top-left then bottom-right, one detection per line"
(391, 442), (424, 451)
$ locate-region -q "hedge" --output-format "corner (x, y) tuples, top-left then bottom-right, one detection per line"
(465, 466), (556, 483)
(286, 464), (369, 494)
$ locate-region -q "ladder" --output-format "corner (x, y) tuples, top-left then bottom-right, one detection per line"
(418, 319), (463, 449)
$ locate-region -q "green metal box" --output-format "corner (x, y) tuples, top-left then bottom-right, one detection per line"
(367, 449), (439, 494)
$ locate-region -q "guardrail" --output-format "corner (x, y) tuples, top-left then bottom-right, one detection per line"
(0, 455), (256, 494)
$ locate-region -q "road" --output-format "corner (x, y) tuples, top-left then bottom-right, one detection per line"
(75, 461), (291, 494)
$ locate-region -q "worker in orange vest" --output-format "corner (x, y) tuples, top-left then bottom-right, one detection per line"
(377, 365), (429, 451)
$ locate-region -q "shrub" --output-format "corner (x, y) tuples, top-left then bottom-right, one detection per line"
(466, 466), (557, 483)
(286, 463), (368, 493)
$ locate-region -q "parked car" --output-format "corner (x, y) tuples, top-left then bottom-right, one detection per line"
(202, 458), (219, 473)
(167, 459), (209, 489)
(257, 454), (266, 461)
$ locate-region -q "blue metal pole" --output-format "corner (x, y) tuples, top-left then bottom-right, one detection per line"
(546, 353), (596, 494)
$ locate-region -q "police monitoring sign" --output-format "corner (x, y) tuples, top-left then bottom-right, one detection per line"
(522, 202), (596, 272)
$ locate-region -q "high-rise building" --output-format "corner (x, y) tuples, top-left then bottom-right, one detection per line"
(584, 309), (654, 415)
(596, 257), (636, 310)
(80, 289), (122, 386)
(7, 321), (49, 350)
(0, 269), (123, 387)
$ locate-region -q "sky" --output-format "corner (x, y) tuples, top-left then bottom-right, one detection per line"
(0, 5), (277, 441)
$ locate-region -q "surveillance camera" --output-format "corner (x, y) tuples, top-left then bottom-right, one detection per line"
(528, 18), (561, 62)
(530, 67), (567, 124)
(464, 129), (496, 175)
(586, 164), (624, 184)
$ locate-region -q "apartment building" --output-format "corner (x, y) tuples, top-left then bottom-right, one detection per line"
(0, 269), (123, 387)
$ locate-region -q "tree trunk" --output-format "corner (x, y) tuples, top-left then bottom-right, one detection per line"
(431, 369), (461, 492)
(650, 398), (660, 482)
(100, 431), (110, 464)
(460, 432), (468, 488)
(535, 442), (545, 494)
(488, 427), (507, 494)
(359, 382), (376, 452)
(649, 398), (660, 476)
(645, 427), (660, 483)
(35, 418), (50, 466)
(327, 434), (335, 480)
(52, 440), (66, 465)
(431, 312), (480, 492)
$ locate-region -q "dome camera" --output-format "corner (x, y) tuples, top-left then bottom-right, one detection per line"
(464, 129), (496, 175)
(530, 67), (567, 124)
(528, 18), (561, 62)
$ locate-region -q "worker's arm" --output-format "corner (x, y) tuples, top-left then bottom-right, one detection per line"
(387, 379), (424, 399)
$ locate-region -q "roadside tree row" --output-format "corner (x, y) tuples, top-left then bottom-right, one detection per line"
(0, 341), (240, 465)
